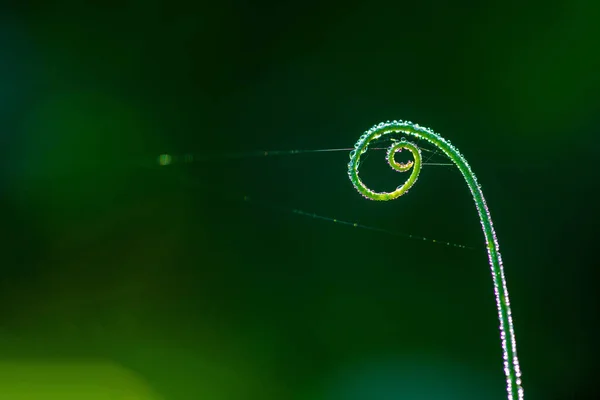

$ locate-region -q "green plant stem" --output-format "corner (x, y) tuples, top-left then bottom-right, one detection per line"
(348, 120), (524, 400)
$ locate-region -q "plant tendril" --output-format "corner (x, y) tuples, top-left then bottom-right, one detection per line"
(348, 120), (524, 400)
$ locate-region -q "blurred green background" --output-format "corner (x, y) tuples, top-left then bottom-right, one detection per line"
(1, 0), (598, 399)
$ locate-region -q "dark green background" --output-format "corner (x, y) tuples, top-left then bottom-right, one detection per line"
(1, 0), (598, 399)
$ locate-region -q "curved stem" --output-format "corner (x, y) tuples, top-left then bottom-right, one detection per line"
(348, 120), (524, 400)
